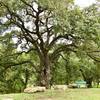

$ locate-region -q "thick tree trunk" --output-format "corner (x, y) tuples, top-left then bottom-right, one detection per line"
(80, 69), (93, 88)
(37, 54), (51, 89)
(24, 69), (29, 89)
(96, 80), (99, 88)
(86, 78), (92, 88)
(65, 65), (70, 85)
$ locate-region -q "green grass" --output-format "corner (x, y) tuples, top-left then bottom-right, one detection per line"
(0, 88), (100, 100)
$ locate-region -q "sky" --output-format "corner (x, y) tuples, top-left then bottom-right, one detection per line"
(75, 0), (96, 8)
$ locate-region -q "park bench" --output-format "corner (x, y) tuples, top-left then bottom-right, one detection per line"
(75, 80), (87, 88)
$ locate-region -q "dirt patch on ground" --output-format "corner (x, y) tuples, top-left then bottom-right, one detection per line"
(36, 97), (55, 100)
(2, 97), (13, 100)
(37, 97), (53, 100)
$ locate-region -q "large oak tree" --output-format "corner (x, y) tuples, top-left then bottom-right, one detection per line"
(0, 0), (100, 88)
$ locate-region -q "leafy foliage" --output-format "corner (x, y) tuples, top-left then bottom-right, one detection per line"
(0, 0), (100, 92)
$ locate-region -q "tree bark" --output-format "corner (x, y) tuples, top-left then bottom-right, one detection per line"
(96, 80), (99, 88)
(80, 69), (93, 88)
(37, 53), (51, 89)
(86, 78), (92, 88)
(24, 69), (29, 89)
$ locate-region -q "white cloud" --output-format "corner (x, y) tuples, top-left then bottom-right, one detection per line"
(75, 0), (96, 8)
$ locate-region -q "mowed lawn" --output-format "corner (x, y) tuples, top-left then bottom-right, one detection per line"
(0, 88), (100, 100)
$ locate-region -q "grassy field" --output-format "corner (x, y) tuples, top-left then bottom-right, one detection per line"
(0, 88), (100, 100)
